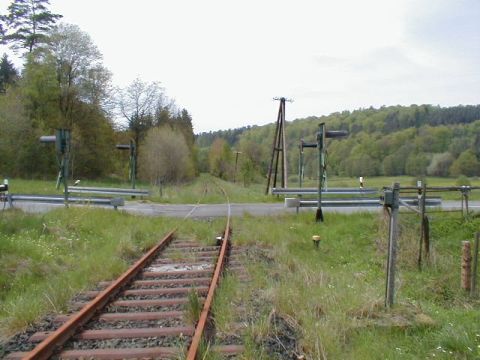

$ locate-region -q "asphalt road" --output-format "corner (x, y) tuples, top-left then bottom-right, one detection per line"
(5, 200), (480, 218)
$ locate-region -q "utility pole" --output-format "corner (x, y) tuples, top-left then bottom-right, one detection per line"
(233, 151), (242, 183)
(265, 97), (292, 194)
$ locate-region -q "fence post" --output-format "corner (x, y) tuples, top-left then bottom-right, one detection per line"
(385, 182), (400, 308)
(471, 233), (479, 297)
(462, 241), (472, 291)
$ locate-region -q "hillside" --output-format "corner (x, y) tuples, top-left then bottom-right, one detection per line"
(196, 104), (480, 179)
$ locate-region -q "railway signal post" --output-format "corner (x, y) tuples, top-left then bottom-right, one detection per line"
(116, 139), (137, 190)
(300, 123), (347, 222)
(40, 129), (71, 207)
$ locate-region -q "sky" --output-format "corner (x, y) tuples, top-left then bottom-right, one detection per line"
(1, 0), (479, 133)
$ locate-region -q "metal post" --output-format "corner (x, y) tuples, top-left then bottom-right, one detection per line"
(55, 129), (71, 207)
(130, 139), (136, 190)
(298, 140), (304, 188)
(385, 182), (400, 307)
(316, 123), (325, 222)
(471, 233), (479, 297)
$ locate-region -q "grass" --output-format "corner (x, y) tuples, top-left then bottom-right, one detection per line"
(209, 211), (480, 359)
(1, 179), (480, 358)
(0, 207), (222, 341)
(4, 174), (480, 204)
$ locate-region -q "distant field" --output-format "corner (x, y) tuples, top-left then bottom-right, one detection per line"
(3, 174), (480, 203)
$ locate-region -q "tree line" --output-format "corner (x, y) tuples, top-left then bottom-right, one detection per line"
(197, 104), (480, 184)
(0, 0), (196, 184)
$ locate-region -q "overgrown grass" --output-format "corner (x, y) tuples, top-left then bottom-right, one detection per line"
(0, 207), (222, 340)
(211, 211), (480, 359)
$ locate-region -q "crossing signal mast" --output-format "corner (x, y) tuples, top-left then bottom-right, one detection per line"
(265, 97), (293, 195)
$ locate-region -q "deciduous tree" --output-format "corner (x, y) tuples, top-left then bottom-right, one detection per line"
(139, 126), (194, 184)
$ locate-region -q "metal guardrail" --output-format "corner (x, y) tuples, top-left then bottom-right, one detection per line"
(68, 186), (149, 197)
(4, 194), (125, 209)
(285, 197), (442, 208)
(272, 187), (378, 195)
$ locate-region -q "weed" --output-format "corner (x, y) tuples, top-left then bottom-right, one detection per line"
(185, 288), (202, 325)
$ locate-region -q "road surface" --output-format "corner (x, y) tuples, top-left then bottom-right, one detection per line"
(4, 200), (479, 218)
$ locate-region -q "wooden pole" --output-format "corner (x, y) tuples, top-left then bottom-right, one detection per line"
(461, 241), (472, 291)
(281, 99), (288, 188)
(471, 233), (479, 296)
(265, 103), (282, 194)
(385, 182), (400, 308)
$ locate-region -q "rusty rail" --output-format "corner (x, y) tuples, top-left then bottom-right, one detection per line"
(187, 181), (232, 359)
(186, 218), (231, 359)
(23, 230), (175, 360)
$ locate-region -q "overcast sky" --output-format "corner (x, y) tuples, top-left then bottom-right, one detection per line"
(1, 0), (479, 133)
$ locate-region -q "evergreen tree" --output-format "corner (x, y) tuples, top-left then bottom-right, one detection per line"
(1, 0), (62, 53)
(0, 53), (18, 93)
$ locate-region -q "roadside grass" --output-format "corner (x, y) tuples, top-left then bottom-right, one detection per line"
(211, 211), (480, 359)
(0, 207), (219, 340)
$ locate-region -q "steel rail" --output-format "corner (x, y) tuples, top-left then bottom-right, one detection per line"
(186, 183), (231, 360)
(23, 229), (176, 360)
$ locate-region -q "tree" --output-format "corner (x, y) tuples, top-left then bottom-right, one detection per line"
(449, 150), (480, 177)
(21, 52), (61, 129)
(1, 0), (62, 53)
(177, 109), (195, 148)
(48, 23), (105, 127)
(139, 126), (194, 184)
(208, 138), (232, 179)
(405, 153), (429, 176)
(426, 152), (454, 177)
(0, 53), (18, 93)
(118, 78), (162, 145)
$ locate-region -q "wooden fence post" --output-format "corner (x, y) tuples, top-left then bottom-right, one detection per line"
(385, 182), (400, 308)
(471, 233), (479, 297)
(462, 241), (472, 291)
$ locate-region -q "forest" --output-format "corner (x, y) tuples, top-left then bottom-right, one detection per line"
(197, 104), (480, 183)
(0, 0), (196, 185)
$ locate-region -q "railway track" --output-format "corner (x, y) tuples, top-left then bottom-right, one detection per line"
(6, 182), (245, 359)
